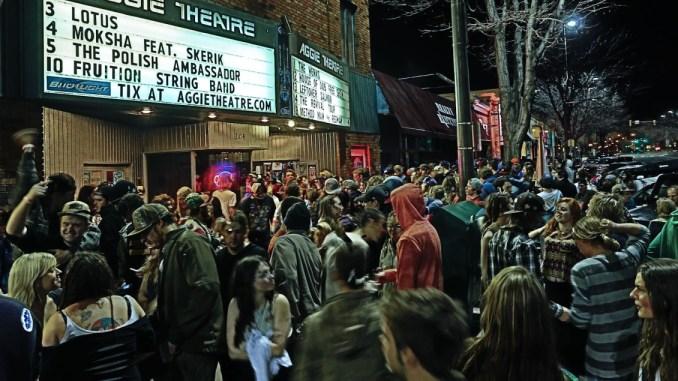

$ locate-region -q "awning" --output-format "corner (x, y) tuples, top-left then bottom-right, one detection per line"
(374, 70), (457, 139)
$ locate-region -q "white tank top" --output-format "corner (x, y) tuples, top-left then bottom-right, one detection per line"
(59, 295), (140, 344)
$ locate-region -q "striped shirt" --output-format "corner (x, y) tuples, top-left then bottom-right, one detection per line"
(567, 227), (650, 380)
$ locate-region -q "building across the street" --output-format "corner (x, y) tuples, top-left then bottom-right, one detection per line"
(0, 0), (379, 201)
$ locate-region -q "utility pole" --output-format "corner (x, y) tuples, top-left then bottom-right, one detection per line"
(451, 0), (474, 198)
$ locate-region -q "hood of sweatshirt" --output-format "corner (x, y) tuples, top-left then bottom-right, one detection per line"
(390, 183), (426, 230)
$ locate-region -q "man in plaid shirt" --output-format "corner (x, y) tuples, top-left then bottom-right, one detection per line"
(488, 192), (545, 281)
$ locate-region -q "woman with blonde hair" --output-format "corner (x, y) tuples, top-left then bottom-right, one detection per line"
(586, 192), (627, 222)
(551, 216), (650, 380)
(460, 266), (567, 380)
(648, 198), (676, 240)
(632, 258), (678, 381)
(8, 252), (61, 325)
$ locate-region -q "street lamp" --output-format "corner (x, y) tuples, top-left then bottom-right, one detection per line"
(563, 17), (580, 85)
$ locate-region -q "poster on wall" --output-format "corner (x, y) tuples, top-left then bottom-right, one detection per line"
(40, 0), (277, 113)
(297, 162), (308, 177)
(307, 165), (317, 180)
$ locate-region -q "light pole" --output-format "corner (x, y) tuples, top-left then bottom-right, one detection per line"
(562, 18), (580, 158)
(563, 19), (578, 85)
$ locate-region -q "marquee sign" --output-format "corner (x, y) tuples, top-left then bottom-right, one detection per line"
(290, 35), (350, 127)
(41, 0), (277, 112)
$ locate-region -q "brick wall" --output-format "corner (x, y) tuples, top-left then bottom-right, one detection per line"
(341, 132), (381, 177)
(210, 0), (372, 74)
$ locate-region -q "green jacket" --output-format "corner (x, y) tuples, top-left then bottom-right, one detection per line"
(648, 209), (678, 259)
(157, 227), (225, 353)
(294, 290), (398, 381)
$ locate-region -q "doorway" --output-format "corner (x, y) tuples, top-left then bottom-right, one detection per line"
(146, 152), (192, 199)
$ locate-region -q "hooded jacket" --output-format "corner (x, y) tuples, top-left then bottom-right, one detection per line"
(648, 209), (678, 259)
(390, 183), (443, 290)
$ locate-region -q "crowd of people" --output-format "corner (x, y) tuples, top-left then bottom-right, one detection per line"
(1, 139), (677, 381)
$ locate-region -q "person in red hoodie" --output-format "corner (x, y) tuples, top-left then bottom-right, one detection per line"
(379, 183), (443, 290)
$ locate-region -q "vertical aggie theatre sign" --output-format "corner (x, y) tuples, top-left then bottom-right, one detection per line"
(40, 0), (277, 112)
(290, 35), (350, 127)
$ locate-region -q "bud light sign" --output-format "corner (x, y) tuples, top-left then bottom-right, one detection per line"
(47, 76), (111, 96)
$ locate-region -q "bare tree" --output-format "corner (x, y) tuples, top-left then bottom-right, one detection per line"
(533, 29), (631, 147)
(372, 0), (611, 160)
(533, 73), (628, 144)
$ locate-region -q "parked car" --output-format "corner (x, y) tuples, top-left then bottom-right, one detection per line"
(609, 158), (678, 180)
(628, 172), (678, 225)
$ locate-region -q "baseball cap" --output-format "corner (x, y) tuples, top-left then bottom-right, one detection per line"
(342, 179), (359, 191)
(127, 203), (172, 239)
(504, 192), (545, 215)
(93, 185), (116, 200)
(356, 185), (388, 204)
(324, 178), (341, 195)
(58, 201), (91, 220)
(185, 192), (207, 210)
(110, 180), (137, 202)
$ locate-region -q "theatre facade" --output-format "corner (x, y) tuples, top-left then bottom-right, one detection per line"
(0, 0), (378, 201)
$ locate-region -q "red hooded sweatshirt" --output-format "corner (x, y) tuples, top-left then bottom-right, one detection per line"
(389, 183), (443, 290)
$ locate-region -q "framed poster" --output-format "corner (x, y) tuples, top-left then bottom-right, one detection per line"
(308, 165), (317, 180)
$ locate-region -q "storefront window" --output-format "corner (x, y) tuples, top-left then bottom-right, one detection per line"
(350, 144), (371, 170)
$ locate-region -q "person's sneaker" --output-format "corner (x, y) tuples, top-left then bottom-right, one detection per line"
(12, 128), (39, 147)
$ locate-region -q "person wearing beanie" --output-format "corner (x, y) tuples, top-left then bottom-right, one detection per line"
(271, 203), (322, 325)
(180, 193), (213, 240)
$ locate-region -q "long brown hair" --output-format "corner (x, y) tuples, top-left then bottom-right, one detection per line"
(482, 193), (512, 231)
(460, 266), (562, 381)
(638, 259), (678, 381)
(543, 197), (583, 236)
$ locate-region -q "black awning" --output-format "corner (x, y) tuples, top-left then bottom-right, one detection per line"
(374, 70), (457, 140)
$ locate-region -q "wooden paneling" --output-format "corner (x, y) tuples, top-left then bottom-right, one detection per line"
(43, 108), (143, 188)
(143, 123), (208, 153)
(207, 122), (268, 149)
(253, 131), (340, 174)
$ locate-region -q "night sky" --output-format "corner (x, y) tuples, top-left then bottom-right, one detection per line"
(369, 1), (678, 120)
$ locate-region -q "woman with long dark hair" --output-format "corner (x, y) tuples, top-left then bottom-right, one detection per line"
(632, 258), (678, 381)
(480, 193), (512, 287)
(226, 256), (291, 381)
(41, 252), (152, 381)
(460, 266), (567, 381)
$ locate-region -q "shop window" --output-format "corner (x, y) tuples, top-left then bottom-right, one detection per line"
(341, 0), (357, 66)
